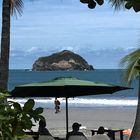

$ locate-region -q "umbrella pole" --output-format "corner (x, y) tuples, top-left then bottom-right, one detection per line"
(66, 97), (69, 135)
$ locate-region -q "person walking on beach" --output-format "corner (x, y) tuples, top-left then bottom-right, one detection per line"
(66, 122), (88, 140)
(54, 97), (60, 113)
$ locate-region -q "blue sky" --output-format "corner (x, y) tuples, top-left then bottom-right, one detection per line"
(0, 0), (140, 69)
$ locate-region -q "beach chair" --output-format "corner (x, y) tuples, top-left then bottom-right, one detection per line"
(91, 134), (110, 140)
(38, 135), (55, 140)
(68, 135), (87, 140)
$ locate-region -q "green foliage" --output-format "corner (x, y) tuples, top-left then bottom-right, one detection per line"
(125, 1), (133, 9)
(0, 90), (10, 99)
(120, 48), (140, 84)
(125, 0), (140, 12)
(80, 0), (140, 12)
(0, 92), (44, 140)
(95, 0), (104, 5)
(80, 0), (91, 3)
(88, 1), (97, 9)
(80, 0), (104, 9)
(23, 99), (35, 111)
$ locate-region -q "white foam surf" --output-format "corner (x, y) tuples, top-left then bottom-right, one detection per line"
(8, 97), (137, 108)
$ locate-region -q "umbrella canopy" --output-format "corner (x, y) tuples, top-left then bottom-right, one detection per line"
(11, 77), (130, 98)
(11, 77), (132, 135)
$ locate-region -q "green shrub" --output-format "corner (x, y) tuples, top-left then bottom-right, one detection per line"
(0, 91), (44, 140)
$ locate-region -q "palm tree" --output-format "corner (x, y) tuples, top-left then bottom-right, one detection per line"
(0, 0), (23, 90)
(120, 48), (140, 140)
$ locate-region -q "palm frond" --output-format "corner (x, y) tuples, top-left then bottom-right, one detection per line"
(10, 0), (23, 16)
(108, 0), (125, 10)
(120, 48), (140, 64)
(120, 48), (140, 85)
(124, 60), (139, 83)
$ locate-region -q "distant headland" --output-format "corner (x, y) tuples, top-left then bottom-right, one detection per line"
(32, 50), (94, 71)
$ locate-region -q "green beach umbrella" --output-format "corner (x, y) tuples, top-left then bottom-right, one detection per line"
(11, 77), (130, 97)
(11, 77), (132, 135)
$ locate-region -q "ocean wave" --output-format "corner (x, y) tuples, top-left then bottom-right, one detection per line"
(8, 97), (137, 108)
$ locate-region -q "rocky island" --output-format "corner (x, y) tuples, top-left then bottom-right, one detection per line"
(32, 50), (94, 71)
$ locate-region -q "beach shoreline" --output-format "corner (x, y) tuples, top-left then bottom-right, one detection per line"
(32, 107), (136, 139)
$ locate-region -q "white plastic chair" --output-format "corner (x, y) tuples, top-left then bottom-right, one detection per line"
(91, 134), (110, 140)
(68, 135), (88, 140)
(38, 135), (55, 140)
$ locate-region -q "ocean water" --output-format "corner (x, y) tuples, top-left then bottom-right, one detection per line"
(8, 69), (138, 109)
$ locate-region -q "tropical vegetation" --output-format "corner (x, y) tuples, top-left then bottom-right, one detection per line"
(80, 0), (140, 12)
(120, 48), (140, 140)
(0, 91), (44, 140)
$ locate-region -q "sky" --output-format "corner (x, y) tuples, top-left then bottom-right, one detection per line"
(0, 0), (140, 69)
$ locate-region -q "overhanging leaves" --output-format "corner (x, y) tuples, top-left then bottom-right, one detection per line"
(23, 99), (35, 112)
(80, 0), (104, 9)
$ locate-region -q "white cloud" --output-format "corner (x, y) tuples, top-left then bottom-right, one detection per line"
(1, 0), (140, 69)
(9, 47), (138, 69)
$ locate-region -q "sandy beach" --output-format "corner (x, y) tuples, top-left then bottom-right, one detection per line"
(32, 107), (136, 139)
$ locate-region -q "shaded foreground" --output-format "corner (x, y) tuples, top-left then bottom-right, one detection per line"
(31, 108), (136, 140)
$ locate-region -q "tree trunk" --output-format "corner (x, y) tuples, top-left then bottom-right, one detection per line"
(0, 0), (10, 90)
(129, 76), (140, 140)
